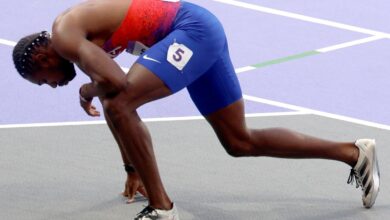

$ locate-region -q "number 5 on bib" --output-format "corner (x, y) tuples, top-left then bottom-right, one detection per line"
(167, 42), (193, 71)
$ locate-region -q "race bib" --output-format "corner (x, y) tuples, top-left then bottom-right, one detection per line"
(167, 42), (193, 71)
(126, 41), (149, 56)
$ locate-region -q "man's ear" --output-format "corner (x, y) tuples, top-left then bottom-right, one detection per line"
(35, 53), (50, 68)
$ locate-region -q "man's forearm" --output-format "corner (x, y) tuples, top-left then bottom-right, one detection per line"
(103, 107), (135, 173)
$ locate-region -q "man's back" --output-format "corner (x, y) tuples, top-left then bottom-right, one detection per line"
(53, 0), (131, 48)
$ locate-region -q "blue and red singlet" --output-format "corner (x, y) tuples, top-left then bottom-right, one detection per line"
(103, 0), (242, 116)
(103, 0), (181, 57)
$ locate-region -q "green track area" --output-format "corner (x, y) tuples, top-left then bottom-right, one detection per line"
(251, 51), (320, 69)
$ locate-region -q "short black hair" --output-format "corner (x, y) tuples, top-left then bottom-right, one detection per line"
(12, 31), (50, 78)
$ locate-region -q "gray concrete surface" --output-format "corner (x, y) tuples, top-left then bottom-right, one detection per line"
(1, 114), (389, 219)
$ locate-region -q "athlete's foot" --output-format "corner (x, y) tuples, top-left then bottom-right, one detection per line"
(347, 139), (380, 208)
(134, 203), (180, 220)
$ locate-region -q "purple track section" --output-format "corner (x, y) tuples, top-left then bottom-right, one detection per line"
(239, 39), (390, 125)
(191, 0), (367, 68)
(239, 0), (390, 33)
(1, 0), (389, 126)
(0, 1), (79, 41)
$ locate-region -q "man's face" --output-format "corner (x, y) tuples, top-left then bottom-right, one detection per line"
(27, 58), (76, 88)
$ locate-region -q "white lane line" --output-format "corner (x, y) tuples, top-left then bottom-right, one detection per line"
(243, 94), (390, 131)
(316, 35), (384, 53)
(243, 111), (309, 118)
(0, 38), (16, 47)
(0, 111), (307, 129)
(236, 66), (256, 73)
(213, 0), (390, 38)
(121, 67), (130, 72)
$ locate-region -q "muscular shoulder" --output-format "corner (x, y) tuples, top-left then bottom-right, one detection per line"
(52, 1), (128, 51)
(51, 8), (85, 61)
(51, 2), (104, 60)
(52, 4), (87, 38)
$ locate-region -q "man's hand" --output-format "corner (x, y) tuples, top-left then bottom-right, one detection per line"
(80, 99), (101, 117)
(79, 84), (101, 117)
(122, 172), (148, 203)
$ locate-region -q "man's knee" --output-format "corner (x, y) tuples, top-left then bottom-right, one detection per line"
(221, 130), (268, 157)
(222, 139), (253, 157)
(102, 91), (136, 120)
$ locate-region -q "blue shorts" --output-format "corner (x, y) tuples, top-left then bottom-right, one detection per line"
(136, 1), (242, 115)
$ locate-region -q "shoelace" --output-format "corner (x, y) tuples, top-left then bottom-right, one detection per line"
(347, 169), (364, 189)
(135, 206), (157, 219)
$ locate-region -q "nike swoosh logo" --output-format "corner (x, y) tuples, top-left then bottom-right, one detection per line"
(143, 55), (161, 64)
